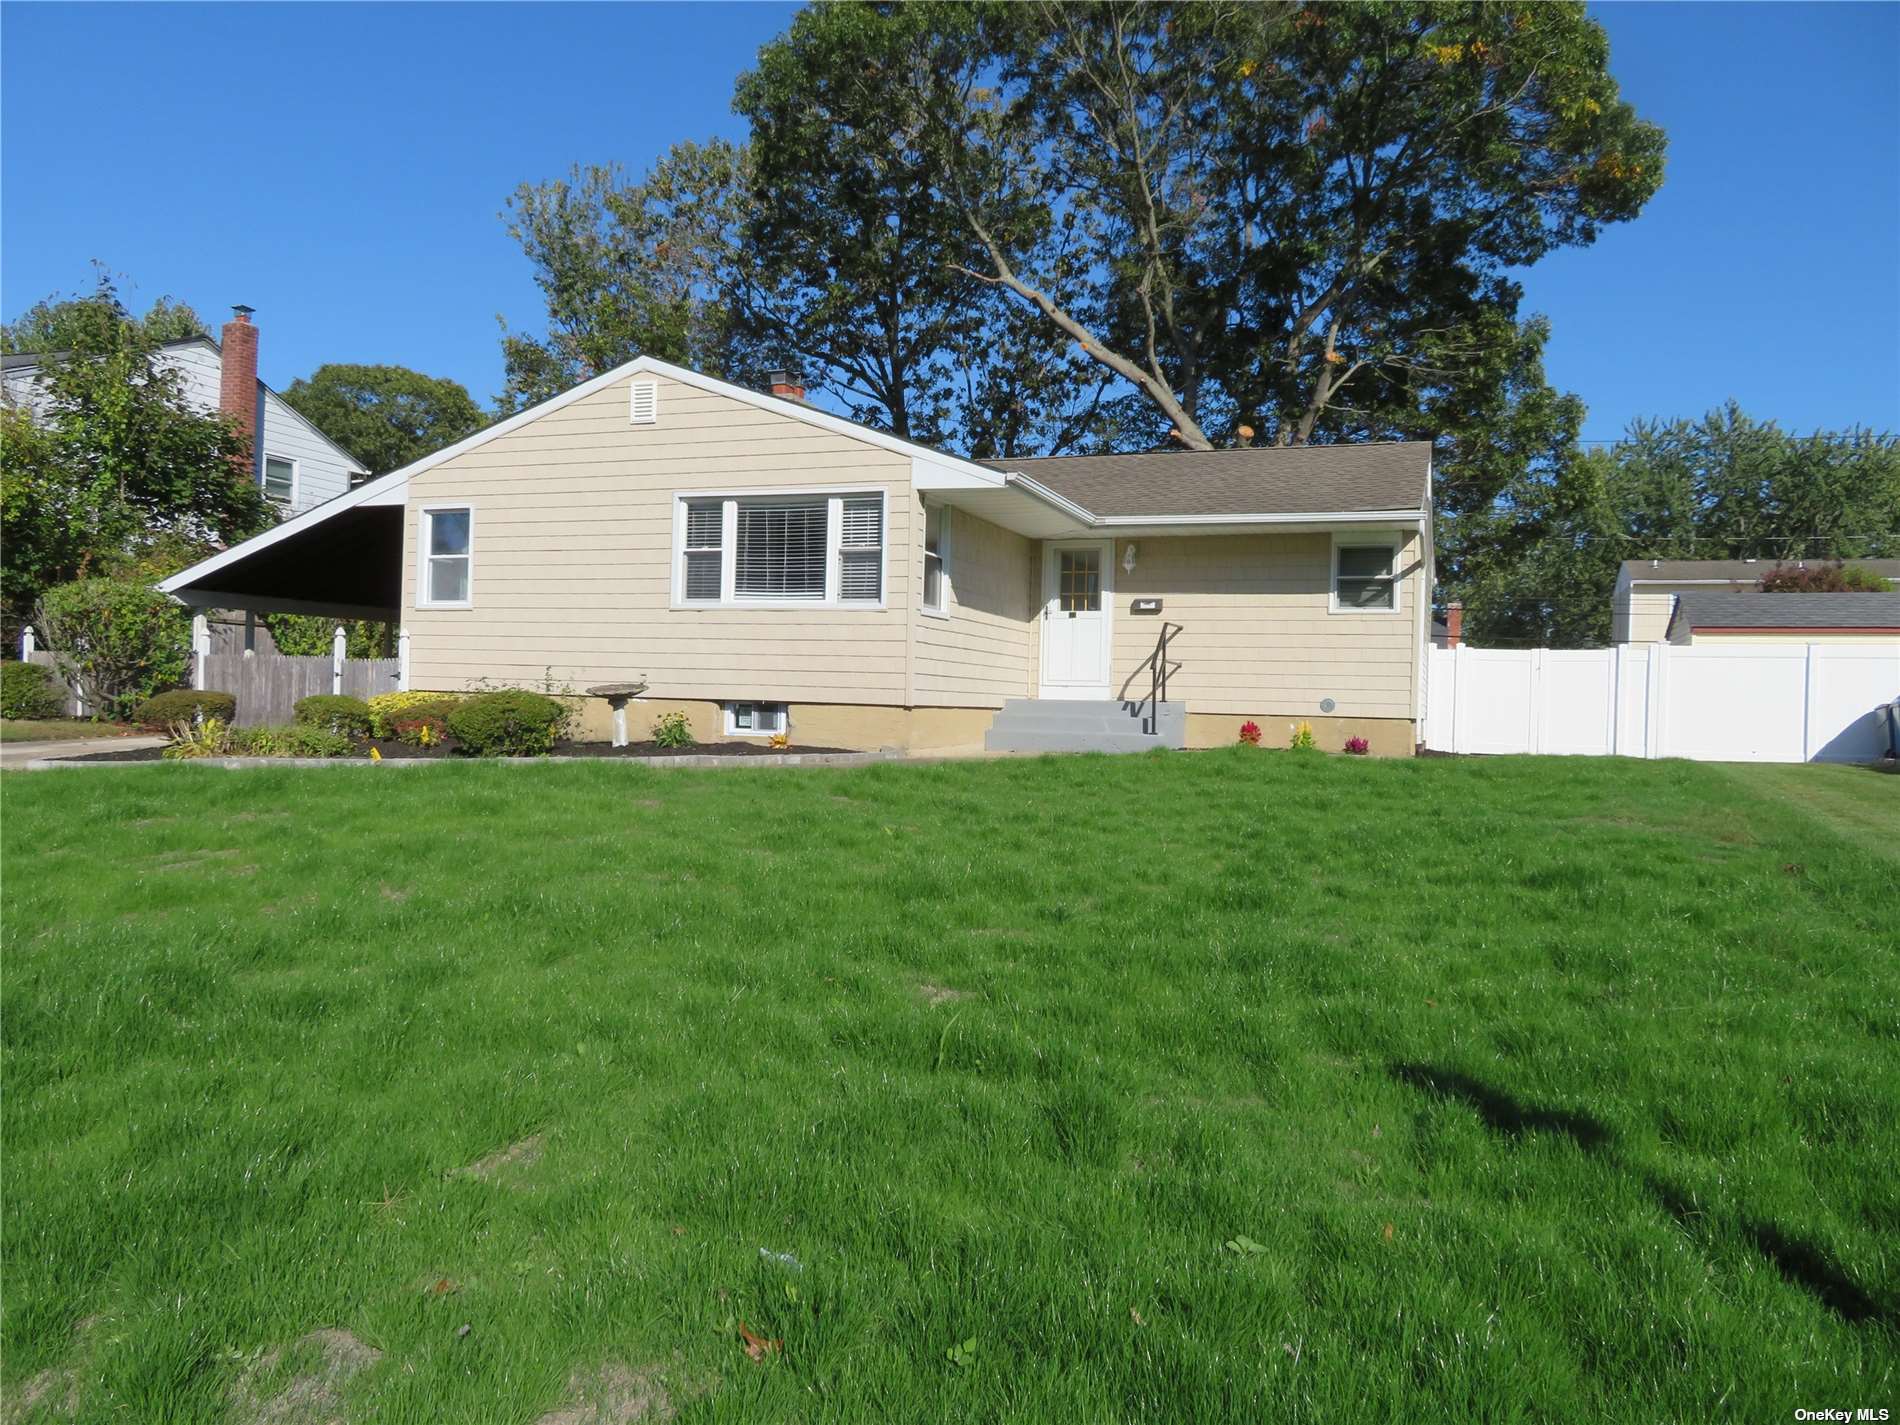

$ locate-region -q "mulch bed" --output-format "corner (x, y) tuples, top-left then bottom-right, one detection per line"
(54, 738), (854, 764)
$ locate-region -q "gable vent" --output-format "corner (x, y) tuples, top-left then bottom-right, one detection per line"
(629, 380), (658, 425)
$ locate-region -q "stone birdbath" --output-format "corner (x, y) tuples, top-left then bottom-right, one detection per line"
(585, 682), (649, 748)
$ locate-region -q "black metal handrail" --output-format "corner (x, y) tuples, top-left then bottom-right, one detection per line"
(1128, 621), (1181, 735)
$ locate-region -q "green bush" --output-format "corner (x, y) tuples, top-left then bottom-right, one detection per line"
(136, 689), (237, 730)
(233, 723), (354, 758)
(651, 710), (696, 748)
(1, 660), (63, 719)
(293, 694), (372, 738)
(446, 689), (566, 757)
(160, 716), (233, 760)
(367, 690), (464, 738)
(35, 578), (191, 719)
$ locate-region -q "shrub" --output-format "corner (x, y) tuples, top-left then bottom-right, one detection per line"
(233, 723), (354, 758)
(1344, 735), (1371, 756)
(293, 694), (372, 738)
(651, 710), (696, 749)
(1237, 720), (1262, 746)
(368, 690), (464, 738)
(447, 689), (566, 757)
(161, 716), (232, 759)
(1289, 720), (1318, 751)
(392, 714), (448, 748)
(1758, 561), (1890, 593)
(137, 689), (237, 730)
(35, 578), (191, 719)
(1, 660), (63, 719)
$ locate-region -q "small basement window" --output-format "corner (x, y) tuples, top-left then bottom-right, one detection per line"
(724, 701), (787, 736)
(1332, 539), (1399, 612)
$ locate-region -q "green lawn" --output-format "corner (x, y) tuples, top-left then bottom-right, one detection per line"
(0, 718), (138, 743)
(2, 752), (1895, 1422)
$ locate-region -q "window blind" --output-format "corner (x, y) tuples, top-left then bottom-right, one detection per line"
(839, 497), (882, 602)
(683, 501), (723, 600)
(736, 500), (827, 598)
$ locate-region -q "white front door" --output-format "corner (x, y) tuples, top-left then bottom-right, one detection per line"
(1040, 540), (1114, 697)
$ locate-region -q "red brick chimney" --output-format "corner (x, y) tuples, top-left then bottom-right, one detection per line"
(1445, 601), (1464, 649)
(766, 367), (805, 403)
(219, 305), (259, 472)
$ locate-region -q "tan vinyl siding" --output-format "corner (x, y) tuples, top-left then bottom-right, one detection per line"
(402, 372), (915, 701)
(911, 507), (1037, 707)
(1621, 590), (1683, 642)
(1105, 532), (1422, 719)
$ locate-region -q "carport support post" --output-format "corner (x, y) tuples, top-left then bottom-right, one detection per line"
(331, 625), (346, 695)
(191, 614), (210, 691)
(397, 626), (410, 691)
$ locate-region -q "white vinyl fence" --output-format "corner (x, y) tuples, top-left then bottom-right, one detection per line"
(1424, 643), (1899, 763)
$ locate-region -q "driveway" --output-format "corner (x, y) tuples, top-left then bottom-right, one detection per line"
(0, 735), (166, 769)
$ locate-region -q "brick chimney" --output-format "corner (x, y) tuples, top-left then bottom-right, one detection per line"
(1445, 601), (1464, 649)
(766, 367), (805, 403)
(219, 305), (259, 472)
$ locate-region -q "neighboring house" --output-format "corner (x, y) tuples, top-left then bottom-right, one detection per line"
(157, 357), (1436, 755)
(2, 307), (368, 514)
(1612, 558), (1900, 643)
(1665, 592), (1900, 646)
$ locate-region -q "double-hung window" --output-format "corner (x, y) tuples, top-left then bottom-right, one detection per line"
(420, 506), (473, 607)
(676, 491), (885, 606)
(922, 502), (949, 614)
(1331, 539), (1400, 612)
(263, 454), (296, 508)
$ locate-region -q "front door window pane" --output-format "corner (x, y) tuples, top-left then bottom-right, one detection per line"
(1059, 550), (1101, 612)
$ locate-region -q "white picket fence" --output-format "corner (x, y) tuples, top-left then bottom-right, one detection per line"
(1424, 643), (1899, 763)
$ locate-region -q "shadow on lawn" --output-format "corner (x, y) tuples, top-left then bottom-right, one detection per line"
(1390, 1061), (1895, 1330)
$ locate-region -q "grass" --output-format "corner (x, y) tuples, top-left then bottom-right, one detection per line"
(2, 750), (1895, 1421)
(0, 718), (138, 743)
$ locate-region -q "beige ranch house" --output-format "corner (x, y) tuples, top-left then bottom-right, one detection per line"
(159, 358), (1436, 755)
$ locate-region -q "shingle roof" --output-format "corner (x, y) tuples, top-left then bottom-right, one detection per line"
(1669, 592), (1900, 633)
(1622, 558), (1900, 583)
(988, 441), (1431, 517)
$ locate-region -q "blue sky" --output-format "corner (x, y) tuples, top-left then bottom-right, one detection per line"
(3, 2), (1895, 441)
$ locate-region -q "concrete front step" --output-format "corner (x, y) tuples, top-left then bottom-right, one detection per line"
(985, 698), (1187, 753)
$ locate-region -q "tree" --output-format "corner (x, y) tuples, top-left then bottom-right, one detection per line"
(281, 364), (485, 476)
(35, 577), (192, 719)
(1757, 563), (1891, 593)
(0, 275), (272, 634)
(498, 141), (749, 412)
(3, 269), (206, 354)
(1449, 405), (1900, 647)
(760, 1), (1660, 458)
(734, 3), (1107, 452)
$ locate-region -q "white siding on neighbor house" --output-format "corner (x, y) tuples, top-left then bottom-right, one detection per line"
(911, 506), (1038, 707)
(400, 371), (918, 702)
(3, 338), (363, 511)
(1105, 531), (1425, 720)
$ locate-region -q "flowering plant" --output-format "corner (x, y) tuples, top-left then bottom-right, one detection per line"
(1289, 720), (1318, 751)
(1238, 720), (1262, 745)
(1344, 735), (1370, 756)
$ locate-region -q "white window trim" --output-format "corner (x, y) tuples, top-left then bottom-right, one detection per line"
(1329, 532), (1405, 615)
(417, 504), (475, 610)
(671, 486), (889, 611)
(723, 701), (788, 737)
(262, 451), (298, 508)
(921, 499), (952, 618)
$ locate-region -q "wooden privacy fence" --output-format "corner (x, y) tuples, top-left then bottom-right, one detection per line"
(201, 653), (400, 726)
(17, 624), (398, 725)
